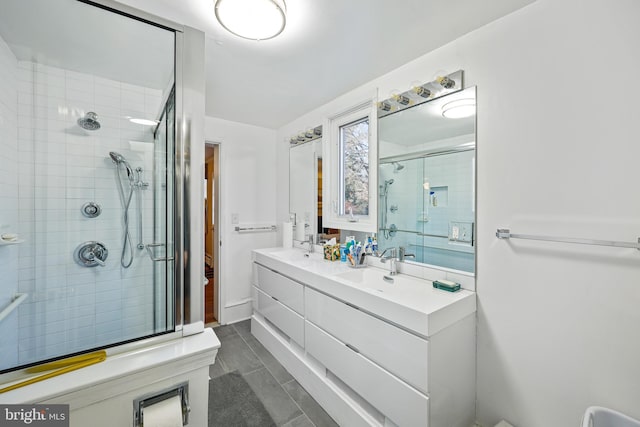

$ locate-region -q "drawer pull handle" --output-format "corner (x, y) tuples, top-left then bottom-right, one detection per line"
(271, 296), (279, 302)
(345, 302), (359, 310)
(345, 343), (360, 353)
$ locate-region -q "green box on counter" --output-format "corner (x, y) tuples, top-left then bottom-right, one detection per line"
(432, 280), (461, 292)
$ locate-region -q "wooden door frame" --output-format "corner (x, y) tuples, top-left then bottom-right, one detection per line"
(205, 141), (221, 323)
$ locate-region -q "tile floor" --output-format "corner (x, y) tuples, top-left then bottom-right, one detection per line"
(211, 320), (339, 427)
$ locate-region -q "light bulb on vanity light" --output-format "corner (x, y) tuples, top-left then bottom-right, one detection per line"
(391, 93), (411, 106)
(412, 85), (432, 98)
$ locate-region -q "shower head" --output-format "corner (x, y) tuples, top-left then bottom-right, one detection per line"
(109, 151), (134, 180)
(392, 162), (405, 172)
(380, 178), (394, 196)
(77, 112), (101, 131)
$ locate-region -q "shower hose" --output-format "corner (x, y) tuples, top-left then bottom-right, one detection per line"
(114, 164), (135, 268)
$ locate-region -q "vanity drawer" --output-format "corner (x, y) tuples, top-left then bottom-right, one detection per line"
(305, 321), (429, 427)
(306, 287), (429, 394)
(255, 287), (304, 347)
(255, 264), (304, 315)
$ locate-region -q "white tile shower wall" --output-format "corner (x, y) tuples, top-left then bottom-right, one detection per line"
(378, 149), (474, 271)
(0, 35), (20, 370)
(15, 62), (163, 366)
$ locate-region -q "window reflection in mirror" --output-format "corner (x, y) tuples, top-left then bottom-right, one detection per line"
(378, 87), (476, 273)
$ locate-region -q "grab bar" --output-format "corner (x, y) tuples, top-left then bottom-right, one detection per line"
(496, 228), (640, 250)
(379, 228), (448, 239)
(145, 243), (175, 262)
(0, 293), (28, 323)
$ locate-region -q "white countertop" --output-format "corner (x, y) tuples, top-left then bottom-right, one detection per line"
(253, 247), (476, 337)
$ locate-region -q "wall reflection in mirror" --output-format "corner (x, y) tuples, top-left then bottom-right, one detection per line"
(378, 86), (476, 273)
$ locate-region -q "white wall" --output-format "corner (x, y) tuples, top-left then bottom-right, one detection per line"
(0, 34), (19, 369)
(204, 117), (277, 324)
(276, 0), (640, 425)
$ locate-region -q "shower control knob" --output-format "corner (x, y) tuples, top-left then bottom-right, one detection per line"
(74, 241), (109, 267)
(82, 202), (102, 218)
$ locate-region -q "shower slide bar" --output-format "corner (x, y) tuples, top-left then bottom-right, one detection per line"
(496, 228), (640, 250)
(234, 225), (277, 232)
(0, 293), (28, 323)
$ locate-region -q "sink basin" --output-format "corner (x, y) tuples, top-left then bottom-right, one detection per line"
(336, 268), (397, 285)
(333, 268), (473, 324)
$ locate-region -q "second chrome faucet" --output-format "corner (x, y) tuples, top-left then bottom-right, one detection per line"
(379, 246), (415, 275)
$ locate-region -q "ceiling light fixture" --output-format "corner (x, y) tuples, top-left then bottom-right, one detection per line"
(129, 118), (159, 126)
(214, 0), (287, 41)
(441, 98), (476, 119)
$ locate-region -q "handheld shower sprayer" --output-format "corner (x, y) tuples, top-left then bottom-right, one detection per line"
(109, 152), (134, 182)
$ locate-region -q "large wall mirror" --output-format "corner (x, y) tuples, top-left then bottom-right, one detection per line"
(289, 138), (322, 239)
(378, 86), (476, 273)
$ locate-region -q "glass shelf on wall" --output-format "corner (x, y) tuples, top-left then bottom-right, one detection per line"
(0, 239), (24, 246)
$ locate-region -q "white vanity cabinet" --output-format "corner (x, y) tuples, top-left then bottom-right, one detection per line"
(253, 264), (305, 347)
(251, 248), (476, 427)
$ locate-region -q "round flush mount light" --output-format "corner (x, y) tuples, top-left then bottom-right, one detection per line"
(215, 0), (287, 41)
(442, 98), (476, 119)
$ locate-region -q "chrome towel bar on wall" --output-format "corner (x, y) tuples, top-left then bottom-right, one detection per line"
(234, 225), (277, 232)
(496, 228), (640, 250)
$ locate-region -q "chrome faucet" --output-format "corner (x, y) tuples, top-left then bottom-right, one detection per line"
(379, 247), (398, 275)
(399, 246), (415, 262)
(305, 234), (315, 255)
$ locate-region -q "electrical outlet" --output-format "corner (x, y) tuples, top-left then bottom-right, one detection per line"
(231, 213), (239, 224)
(449, 221), (474, 244)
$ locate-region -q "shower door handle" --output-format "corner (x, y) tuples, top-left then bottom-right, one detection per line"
(145, 243), (175, 262)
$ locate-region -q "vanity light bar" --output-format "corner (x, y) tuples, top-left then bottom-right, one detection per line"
(377, 70), (464, 118)
(289, 125), (323, 146)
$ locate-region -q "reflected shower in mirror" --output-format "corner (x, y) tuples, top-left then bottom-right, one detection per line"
(378, 86), (476, 273)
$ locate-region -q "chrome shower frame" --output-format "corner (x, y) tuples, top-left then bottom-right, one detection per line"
(80, 0), (205, 336)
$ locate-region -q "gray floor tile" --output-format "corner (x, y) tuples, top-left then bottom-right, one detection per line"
(244, 367), (303, 426)
(283, 380), (339, 427)
(209, 371), (276, 427)
(243, 333), (294, 385)
(209, 355), (230, 379)
(217, 333), (263, 375)
(283, 414), (315, 427)
(214, 324), (238, 340)
(232, 319), (252, 338)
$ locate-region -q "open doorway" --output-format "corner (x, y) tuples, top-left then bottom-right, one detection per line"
(205, 143), (220, 325)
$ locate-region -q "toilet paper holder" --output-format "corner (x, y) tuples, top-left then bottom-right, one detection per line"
(133, 382), (189, 427)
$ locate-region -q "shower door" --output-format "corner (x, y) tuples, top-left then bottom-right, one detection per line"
(0, 0), (177, 372)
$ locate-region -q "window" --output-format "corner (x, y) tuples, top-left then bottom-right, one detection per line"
(323, 98), (377, 232)
(339, 117), (369, 216)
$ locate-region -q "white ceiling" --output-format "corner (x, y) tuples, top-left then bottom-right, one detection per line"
(0, 0), (535, 129)
(0, 0), (174, 90)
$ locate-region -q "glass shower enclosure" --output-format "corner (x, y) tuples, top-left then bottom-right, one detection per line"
(0, 0), (178, 372)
